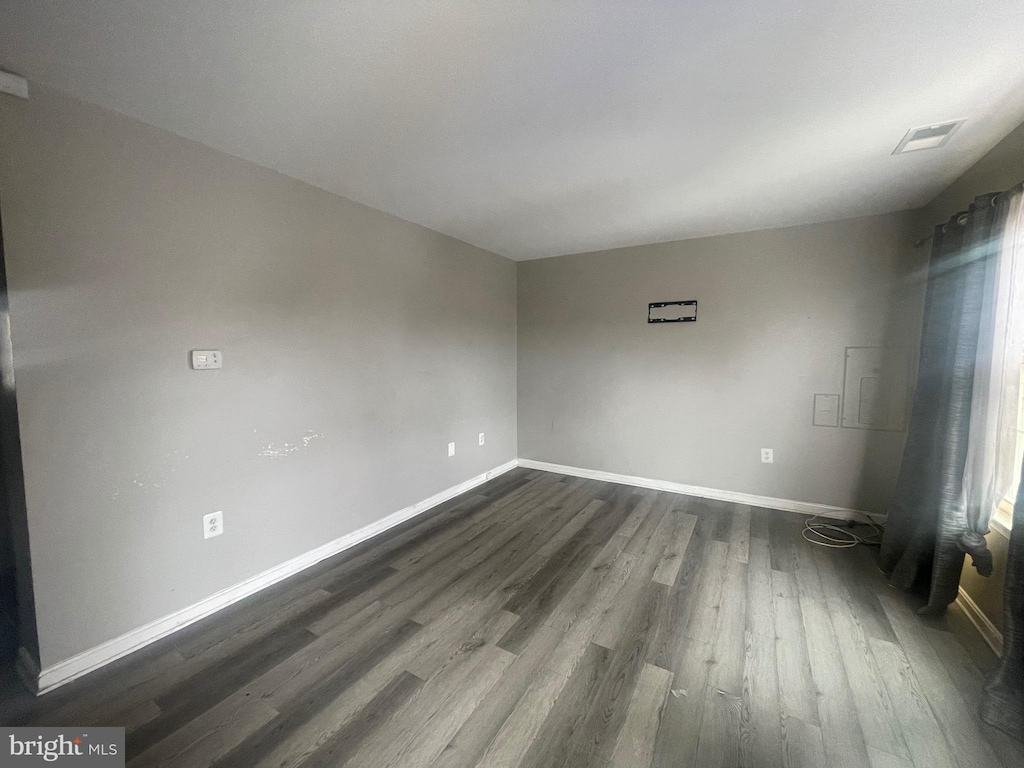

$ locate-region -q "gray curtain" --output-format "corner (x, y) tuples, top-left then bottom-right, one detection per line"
(982, 467), (1024, 740)
(880, 192), (1011, 611)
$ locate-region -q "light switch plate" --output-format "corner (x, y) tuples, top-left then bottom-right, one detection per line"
(191, 350), (223, 370)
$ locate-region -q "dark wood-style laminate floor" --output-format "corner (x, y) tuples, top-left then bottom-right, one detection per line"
(1, 468), (1022, 767)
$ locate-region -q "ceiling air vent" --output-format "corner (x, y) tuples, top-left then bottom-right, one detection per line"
(893, 120), (965, 154)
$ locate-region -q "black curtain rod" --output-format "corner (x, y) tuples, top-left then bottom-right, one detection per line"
(913, 180), (1023, 248)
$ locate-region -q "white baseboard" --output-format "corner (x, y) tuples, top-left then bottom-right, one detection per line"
(957, 586), (1003, 657)
(31, 459), (517, 695)
(517, 458), (881, 522)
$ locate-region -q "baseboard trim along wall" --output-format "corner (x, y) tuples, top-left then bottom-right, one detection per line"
(957, 586), (1004, 658)
(516, 458), (881, 522)
(28, 459), (518, 695)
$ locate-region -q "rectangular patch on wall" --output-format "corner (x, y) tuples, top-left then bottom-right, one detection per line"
(648, 300), (697, 323)
(841, 347), (910, 431)
(812, 394), (841, 427)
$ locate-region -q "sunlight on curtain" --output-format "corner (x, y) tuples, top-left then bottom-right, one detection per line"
(995, 360), (1024, 534)
(961, 190), (1024, 539)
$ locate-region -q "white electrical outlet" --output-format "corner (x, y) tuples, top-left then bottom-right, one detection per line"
(204, 511), (224, 539)
(478, 432), (485, 446)
(448, 442), (456, 457)
(760, 448), (774, 464)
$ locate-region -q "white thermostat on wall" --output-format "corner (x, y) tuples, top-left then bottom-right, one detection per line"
(191, 350), (223, 370)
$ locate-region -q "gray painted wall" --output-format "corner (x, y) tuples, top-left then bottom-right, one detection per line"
(0, 85), (517, 668)
(518, 212), (928, 514)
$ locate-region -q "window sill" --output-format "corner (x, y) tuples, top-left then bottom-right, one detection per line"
(992, 503), (1013, 538)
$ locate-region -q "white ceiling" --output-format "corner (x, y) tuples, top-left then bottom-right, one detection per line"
(3, 1), (1024, 260)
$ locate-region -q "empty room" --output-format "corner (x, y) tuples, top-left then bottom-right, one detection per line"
(1, 2), (1024, 767)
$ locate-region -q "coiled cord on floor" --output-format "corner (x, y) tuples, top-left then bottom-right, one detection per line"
(802, 514), (884, 548)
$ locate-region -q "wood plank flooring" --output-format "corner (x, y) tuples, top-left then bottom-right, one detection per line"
(2, 467), (1022, 767)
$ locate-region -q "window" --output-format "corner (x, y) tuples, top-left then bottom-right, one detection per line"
(994, 357), (1024, 535)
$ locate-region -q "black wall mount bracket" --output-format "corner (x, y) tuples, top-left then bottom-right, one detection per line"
(648, 300), (697, 323)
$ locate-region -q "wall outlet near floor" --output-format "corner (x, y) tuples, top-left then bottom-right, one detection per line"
(203, 511), (224, 539)
(760, 448), (774, 464)
(448, 442), (456, 457)
(478, 432), (485, 446)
